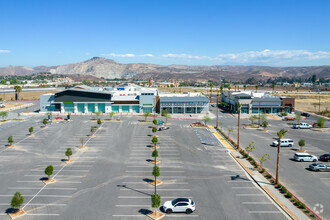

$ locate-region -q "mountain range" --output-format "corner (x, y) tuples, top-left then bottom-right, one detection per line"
(0, 57), (329, 82)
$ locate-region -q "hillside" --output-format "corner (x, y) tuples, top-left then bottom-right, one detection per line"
(0, 57), (329, 82)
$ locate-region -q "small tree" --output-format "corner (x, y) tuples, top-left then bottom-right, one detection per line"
(295, 114), (302, 123)
(90, 126), (96, 136)
(95, 111), (101, 119)
(8, 136), (14, 146)
(262, 120), (269, 129)
(152, 136), (158, 147)
(164, 111), (171, 124)
(80, 137), (84, 147)
(28, 126), (34, 135)
(152, 127), (157, 134)
(17, 113), (21, 118)
(10, 192), (24, 211)
(227, 128), (233, 138)
(151, 193), (161, 214)
(153, 119), (158, 126)
(43, 118), (48, 127)
(255, 85), (259, 92)
(65, 148), (73, 161)
(0, 111), (8, 120)
(144, 112), (151, 121)
(317, 117), (325, 128)
(97, 118), (102, 127)
(109, 112), (115, 120)
(44, 165), (54, 180)
(245, 141), (255, 156)
(152, 166), (160, 193)
(257, 154), (270, 167)
(219, 122), (223, 130)
(298, 139), (305, 151)
(202, 115), (211, 126)
(249, 115), (258, 125)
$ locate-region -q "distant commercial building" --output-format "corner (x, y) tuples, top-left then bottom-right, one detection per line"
(221, 91), (295, 114)
(40, 84), (209, 114)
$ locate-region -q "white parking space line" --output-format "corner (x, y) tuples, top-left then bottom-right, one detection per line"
(8, 187), (77, 190)
(126, 171), (184, 173)
(124, 176), (186, 178)
(126, 166), (183, 168)
(26, 214), (60, 216)
(122, 182), (188, 184)
(115, 205), (149, 207)
(0, 195), (72, 198)
(236, 194), (265, 196)
(227, 180), (251, 183)
(167, 215), (199, 218)
(120, 188), (190, 191)
(248, 211), (282, 214)
(242, 202), (273, 204)
(118, 196), (192, 199)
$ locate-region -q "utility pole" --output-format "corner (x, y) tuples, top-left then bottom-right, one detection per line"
(216, 91), (219, 129)
(237, 103), (241, 149)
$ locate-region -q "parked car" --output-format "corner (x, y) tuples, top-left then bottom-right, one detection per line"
(211, 104), (216, 107)
(319, 154), (330, 162)
(294, 152), (318, 162)
(0, 102), (5, 108)
(309, 163), (330, 172)
(55, 117), (63, 120)
(292, 123), (312, 129)
(283, 117), (294, 121)
(301, 112), (310, 117)
(272, 139), (294, 147)
(158, 126), (170, 131)
(163, 198), (195, 214)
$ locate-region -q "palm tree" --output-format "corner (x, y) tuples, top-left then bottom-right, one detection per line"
(14, 86), (22, 101)
(209, 83), (214, 103)
(220, 86), (223, 109)
(276, 129), (288, 184)
(243, 85), (247, 91)
(255, 85), (259, 92)
(227, 85), (231, 112)
(237, 103), (241, 149)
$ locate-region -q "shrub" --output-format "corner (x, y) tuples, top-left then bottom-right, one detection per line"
(294, 200), (302, 207)
(281, 112), (288, 116)
(261, 168), (265, 173)
(286, 192), (293, 198)
(317, 117), (326, 128)
(276, 184), (282, 189)
(299, 203), (306, 209)
(281, 186), (287, 193)
(266, 174), (272, 179)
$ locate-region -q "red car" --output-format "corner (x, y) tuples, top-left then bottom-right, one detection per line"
(55, 117), (63, 120)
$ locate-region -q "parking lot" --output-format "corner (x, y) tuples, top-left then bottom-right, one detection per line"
(0, 115), (288, 219)
(209, 105), (330, 219)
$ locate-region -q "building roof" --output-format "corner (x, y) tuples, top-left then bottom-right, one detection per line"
(252, 97), (281, 102)
(160, 96), (209, 102)
(54, 89), (111, 102)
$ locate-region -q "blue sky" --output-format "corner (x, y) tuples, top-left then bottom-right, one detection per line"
(1, 0), (330, 67)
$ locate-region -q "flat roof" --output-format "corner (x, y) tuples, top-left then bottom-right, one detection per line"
(160, 96), (209, 102)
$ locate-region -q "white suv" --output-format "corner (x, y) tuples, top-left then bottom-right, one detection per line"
(163, 198), (195, 214)
(272, 139), (294, 147)
(294, 153), (318, 162)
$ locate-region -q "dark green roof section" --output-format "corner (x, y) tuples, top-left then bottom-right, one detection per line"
(54, 89), (111, 102)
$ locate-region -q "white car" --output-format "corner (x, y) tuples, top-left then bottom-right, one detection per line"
(294, 152), (318, 162)
(272, 139), (294, 147)
(163, 198), (195, 214)
(0, 102), (5, 108)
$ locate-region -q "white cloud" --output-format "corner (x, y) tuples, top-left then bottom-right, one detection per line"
(101, 50), (330, 64)
(0, 50), (10, 53)
(214, 50), (330, 63)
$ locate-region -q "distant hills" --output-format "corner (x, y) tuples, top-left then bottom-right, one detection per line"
(0, 57), (329, 82)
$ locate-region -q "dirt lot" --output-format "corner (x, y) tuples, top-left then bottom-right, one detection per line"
(276, 93), (330, 115)
(0, 90), (58, 101)
(0, 102), (28, 111)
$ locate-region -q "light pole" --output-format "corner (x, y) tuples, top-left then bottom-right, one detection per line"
(216, 91), (219, 129)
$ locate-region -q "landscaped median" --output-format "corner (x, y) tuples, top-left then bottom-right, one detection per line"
(213, 126), (323, 220)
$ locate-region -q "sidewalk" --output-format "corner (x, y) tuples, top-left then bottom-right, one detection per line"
(210, 127), (309, 220)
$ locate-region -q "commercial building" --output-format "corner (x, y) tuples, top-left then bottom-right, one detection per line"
(40, 84), (209, 114)
(221, 91), (295, 114)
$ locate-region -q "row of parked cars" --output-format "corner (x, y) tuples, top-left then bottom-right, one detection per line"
(271, 139), (329, 171)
